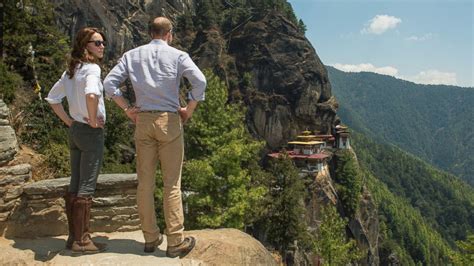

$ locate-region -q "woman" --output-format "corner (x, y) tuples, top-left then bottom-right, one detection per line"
(46, 27), (107, 254)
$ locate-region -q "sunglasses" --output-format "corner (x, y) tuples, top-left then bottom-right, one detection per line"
(88, 40), (106, 47)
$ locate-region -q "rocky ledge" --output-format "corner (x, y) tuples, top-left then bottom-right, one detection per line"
(0, 229), (277, 265)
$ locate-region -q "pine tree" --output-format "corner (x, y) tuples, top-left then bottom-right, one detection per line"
(3, 0), (68, 90)
(450, 234), (474, 264)
(313, 204), (363, 265)
(0, 61), (23, 104)
(334, 149), (363, 217)
(180, 70), (266, 229)
(258, 153), (311, 253)
(298, 19), (307, 33)
(195, 0), (222, 30)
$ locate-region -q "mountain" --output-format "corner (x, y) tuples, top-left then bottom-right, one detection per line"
(327, 66), (474, 185)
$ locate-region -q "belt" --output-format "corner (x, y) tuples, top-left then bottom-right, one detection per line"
(139, 110), (178, 114)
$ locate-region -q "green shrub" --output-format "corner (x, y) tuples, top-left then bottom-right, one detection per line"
(44, 142), (70, 178)
(0, 61), (23, 104)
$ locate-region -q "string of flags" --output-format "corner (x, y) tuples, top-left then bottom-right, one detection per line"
(28, 43), (42, 100)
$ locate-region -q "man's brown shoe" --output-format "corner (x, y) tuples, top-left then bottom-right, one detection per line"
(166, 236), (196, 258)
(144, 234), (164, 253)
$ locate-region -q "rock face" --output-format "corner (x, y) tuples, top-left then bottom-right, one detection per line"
(52, 0), (194, 59)
(1, 174), (140, 237)
(305, 153), (379, 265)
(349, 187), (380, 265)
(0, 100), (18, 166)
(229, 12), (338, 147)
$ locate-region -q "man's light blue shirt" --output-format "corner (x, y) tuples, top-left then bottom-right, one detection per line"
(104, 39), (206, 112)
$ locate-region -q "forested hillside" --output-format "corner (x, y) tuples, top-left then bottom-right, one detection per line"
(352, 131), (474, 263)
(328, 66), (474, 185)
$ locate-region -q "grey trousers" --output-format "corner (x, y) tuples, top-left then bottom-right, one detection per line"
(68, 121), (104, 196)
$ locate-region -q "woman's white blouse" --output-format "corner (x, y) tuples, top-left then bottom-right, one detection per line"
(46, 63), (106, 123)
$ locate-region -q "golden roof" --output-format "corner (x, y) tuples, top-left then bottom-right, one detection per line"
(288, 141), (324, 145)
(297, 135), (317, 139)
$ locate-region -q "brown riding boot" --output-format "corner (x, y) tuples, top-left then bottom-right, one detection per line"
(71, 196), (106, 254)
(64, 192), (76, 249)
(82, 197), (107, 250)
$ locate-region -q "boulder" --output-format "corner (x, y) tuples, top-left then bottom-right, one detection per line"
(186, 229), (277, 265)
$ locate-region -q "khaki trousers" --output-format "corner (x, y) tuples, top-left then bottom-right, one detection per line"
(135, 112), (184, 246)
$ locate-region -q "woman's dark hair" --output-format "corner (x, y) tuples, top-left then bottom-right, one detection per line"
(67, 27), (105, 78)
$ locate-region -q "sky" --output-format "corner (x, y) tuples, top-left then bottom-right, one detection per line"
(287, 0), (473, 87)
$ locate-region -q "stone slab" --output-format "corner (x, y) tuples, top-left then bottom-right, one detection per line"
(0, 174), (31, 186)
(23, 174), (138, 195)
(0, 164), (32, 176)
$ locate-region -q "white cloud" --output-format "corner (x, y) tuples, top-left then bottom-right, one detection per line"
(331, 63), (399, 76)
(361, 15), (402, 35)
(405, 33), (434, 41)
(404, 70), (457, 86)
(331, 64), (458, 86)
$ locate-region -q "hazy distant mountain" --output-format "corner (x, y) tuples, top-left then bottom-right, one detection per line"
(327, 66), (474, 185)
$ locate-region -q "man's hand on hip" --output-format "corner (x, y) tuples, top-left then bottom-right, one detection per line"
(179, 107), (193, 124)
(125, 107), (140, 124)
(179, 100), (198, 124)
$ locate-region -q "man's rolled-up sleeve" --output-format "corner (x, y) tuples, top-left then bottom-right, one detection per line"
(104, 56), (129, 98)
(179, 53), (206, 101)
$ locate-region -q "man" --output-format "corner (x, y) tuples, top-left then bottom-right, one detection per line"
(104, 17), (206, 258)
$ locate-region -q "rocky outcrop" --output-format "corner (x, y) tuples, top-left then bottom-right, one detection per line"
(51, 0), (195, 59)
(229, 12), (338, 148)
(0, 100), (18, 165)
(1, 174), (140, 238)
(304, 151), (379, 265)
(0, 229), (276, 265)
(187, 229), (277, 265)
(349, 186), (380, 265)
(307, 165), (338, 218)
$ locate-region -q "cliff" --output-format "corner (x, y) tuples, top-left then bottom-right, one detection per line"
(52, 0), (194, 57)
(228, 12), (338, 147)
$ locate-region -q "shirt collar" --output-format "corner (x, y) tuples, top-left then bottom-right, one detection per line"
(150, 39), (168, 45)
